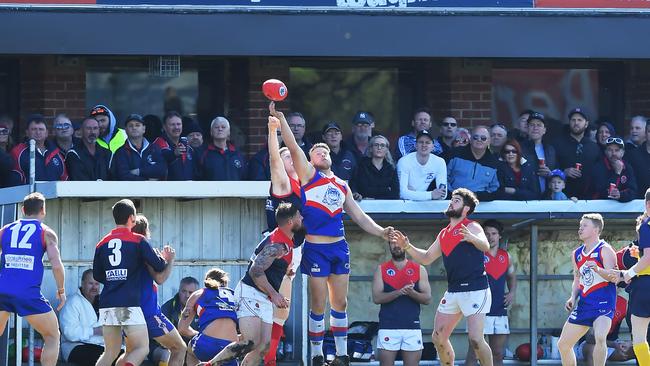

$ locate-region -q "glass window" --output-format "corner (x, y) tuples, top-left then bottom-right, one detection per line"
(289, 66), (400, 143)
(493, 68), (599, 127)
(86, 65), (198, 124)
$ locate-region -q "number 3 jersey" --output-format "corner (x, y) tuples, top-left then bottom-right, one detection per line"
(93, 227), (166, 309)
(0, 219), (47, 297)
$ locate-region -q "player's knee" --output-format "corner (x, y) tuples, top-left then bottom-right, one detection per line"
(593, 333), (607, 345)
(467, 336), (481, 350)
(557, 337), (573, 352)
(432, 330), (446, 346)
(42, 328), (60, 343)
(492, 348), (504, 360)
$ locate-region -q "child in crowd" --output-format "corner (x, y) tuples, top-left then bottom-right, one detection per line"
(545, 169), (578, 201)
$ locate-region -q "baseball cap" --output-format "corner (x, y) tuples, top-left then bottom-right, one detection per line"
(605, 136), (625, 148)
(352, 111), (373, 125)
(568, 107), (589, 121)
(527, 111), (546, 125)
(416, 129), (434, 141)
(26, 113), (45, 124)
(125, 113), (145, 124)
(322, 121), (342, 134)
(550, 169), (566, 181)
(184, 120), (203, 135)
(90, 105), (110, 118)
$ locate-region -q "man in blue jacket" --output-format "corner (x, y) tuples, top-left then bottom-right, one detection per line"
(110, 114), (167, 181)
(196, 116), (247, 181)
(11, 114), (67, 183)
(153, 111), (195, 180)
(447, 125), (500, 201)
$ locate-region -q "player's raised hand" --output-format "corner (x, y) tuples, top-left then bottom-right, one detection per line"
(269, 101), (285, 120)
(161, 245), (176, 262)
(390, 230), (409, 249)
(268, 116), (281, 131)
(382, 226), (395, 241)
(459, 224), (477, 242)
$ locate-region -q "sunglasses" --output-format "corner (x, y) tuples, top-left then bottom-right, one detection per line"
(372, 143), (387, 149)
(472, 135), (488, 142)
(0, 128), (8, 135)
(441, 122), (457, 127)
(54, 124), (72, 130)
(605, 137), (624, 145)
(503, 149), (517, 155)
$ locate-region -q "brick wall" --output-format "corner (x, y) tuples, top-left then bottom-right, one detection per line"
(244, 58), (290, 156)
(19, 55), (86, 131)
(449, 60), (493, 128)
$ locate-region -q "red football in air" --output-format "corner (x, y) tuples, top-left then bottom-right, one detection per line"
(262, 79), (288, 102)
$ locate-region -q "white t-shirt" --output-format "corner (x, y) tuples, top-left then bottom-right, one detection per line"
(397, 152), (447, 201)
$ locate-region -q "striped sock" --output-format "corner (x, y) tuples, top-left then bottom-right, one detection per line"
(330, 309), (348, 356)
(308, 311), (325, 357)
(634, 342), (650, 366)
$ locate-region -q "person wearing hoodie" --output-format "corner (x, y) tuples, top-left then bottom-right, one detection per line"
(11, 114), (67, 183)
(90, 104), (127, 154)
(447, 125), (500, 201)
(110, 114), (167, 181)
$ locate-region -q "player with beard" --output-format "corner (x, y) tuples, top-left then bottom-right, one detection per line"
(228, 202), (304, 366)
(271, 103), (393, 366)
(391, 188), (493, 366)
(372, 239), (431, 366)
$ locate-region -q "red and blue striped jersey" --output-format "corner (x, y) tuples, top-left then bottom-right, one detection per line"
(301, 171), (347, 237)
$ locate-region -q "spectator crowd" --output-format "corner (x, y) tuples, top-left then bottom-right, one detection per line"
(1, 104), (649, 202)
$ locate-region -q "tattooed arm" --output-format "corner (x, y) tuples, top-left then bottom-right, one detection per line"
(178, 289), (202, 338)
(249, 243), (289, 308)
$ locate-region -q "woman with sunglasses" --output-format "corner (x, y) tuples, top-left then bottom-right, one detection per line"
(350, 135), (399, 200)
(496, 139), (540, 200)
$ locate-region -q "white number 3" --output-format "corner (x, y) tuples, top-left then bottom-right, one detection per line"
(108, 239), (122, 266)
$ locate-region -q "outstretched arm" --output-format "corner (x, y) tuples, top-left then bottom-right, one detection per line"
(268, 116), (291, 196)
(270, 102), (314, 184)
(343, 188), (392, 239)
(391, 230), (442, 266)
(44, 225), (66, 311)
